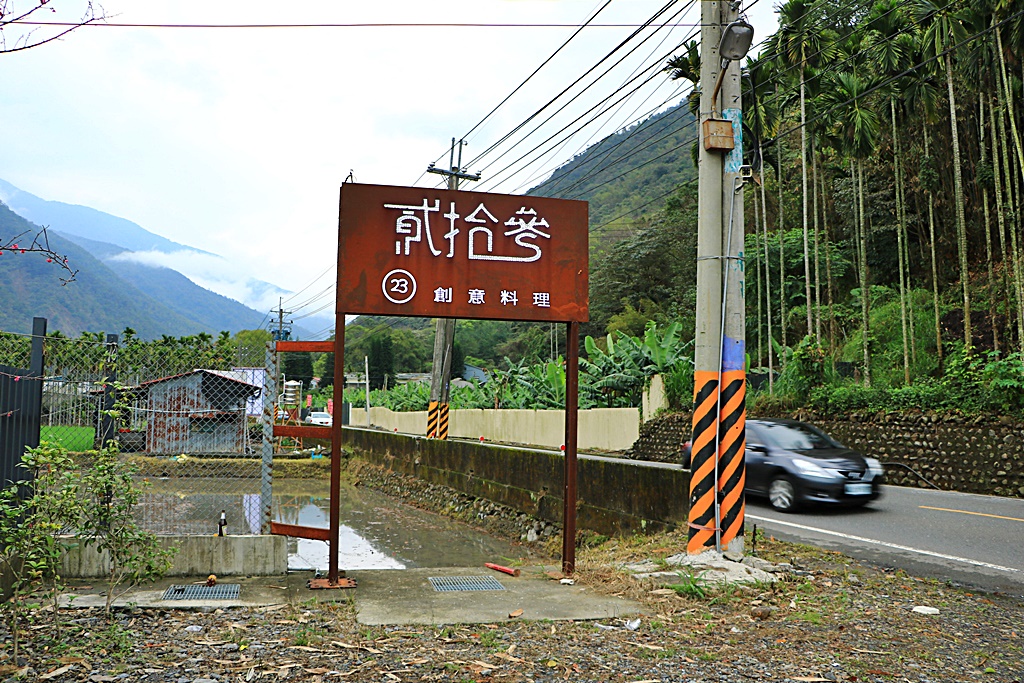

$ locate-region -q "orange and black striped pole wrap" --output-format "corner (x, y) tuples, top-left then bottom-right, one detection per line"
(687, 370), (720, 553)
(687, 370), (746, 553)
(716, 369), (745, 547)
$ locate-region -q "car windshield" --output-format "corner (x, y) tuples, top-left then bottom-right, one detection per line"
(759, 422), (839, 450)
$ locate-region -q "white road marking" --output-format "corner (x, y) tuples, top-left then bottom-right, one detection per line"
(746, 513), (1021, 575)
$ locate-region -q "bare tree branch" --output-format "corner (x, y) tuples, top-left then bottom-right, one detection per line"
(1, 226), (79, 284)
(1, 2), (101, 282)
(0, 1), (104, 54)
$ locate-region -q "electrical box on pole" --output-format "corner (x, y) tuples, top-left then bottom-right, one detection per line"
(703, 119), (736, 151)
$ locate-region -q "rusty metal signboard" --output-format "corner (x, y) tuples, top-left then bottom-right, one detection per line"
(338, 183), (588, 323)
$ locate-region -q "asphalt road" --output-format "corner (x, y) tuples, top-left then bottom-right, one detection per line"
(745, 484), (1024, 597)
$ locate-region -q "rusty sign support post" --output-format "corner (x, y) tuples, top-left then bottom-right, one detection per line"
(561, 320), (580, 574)
(329, 307), (346, 585)
(269, 338), (345, 587)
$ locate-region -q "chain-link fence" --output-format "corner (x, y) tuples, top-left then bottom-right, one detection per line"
(0, 328), (276, 536)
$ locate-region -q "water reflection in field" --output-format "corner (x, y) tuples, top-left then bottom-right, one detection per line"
(273, 480), (538, 571)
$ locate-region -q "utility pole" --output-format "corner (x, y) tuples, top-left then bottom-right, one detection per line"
(689, 0), (725, 556)
(426, 138), (480, 439)
(717, 0), (748, 557)
(273, 298), (293, 341)
(688, 1), (752, 556)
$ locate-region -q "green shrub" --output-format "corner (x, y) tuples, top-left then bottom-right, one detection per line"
(80, 444), (177, 618)
(0, 442), (83, 658)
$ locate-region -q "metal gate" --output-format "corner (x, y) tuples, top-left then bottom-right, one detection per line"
(0, 318), (46, 488)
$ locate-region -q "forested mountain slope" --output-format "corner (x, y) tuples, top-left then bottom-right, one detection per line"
(528, 98), (696, 250)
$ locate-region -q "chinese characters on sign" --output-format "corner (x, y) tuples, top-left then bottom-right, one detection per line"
(338, 184), (588, 323)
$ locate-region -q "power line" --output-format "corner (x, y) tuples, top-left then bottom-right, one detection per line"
(545, 0), (979, 209)
(581, 5), (1024, 240)
(544, 0), (899, 199)
(476, 38), (691, 193)
(473, 10), (699, 191)
(460, 0), (615, 143)
(538, 82), (693, 197)
(463, 0), (687, 172)
(523, 0), (779, 196)
(410, 1), (619, 187)
(292, 298), (336, 322)
(557, 0), (945, 197)
(509, 33), (692, 195)
(286, 284), (336, 315)
(280, 264), (335, 306)
(418, 0), (699, 192)
(10, 20), (711, 30)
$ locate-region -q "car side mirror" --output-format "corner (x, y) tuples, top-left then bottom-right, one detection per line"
(747, 444), (768, 454)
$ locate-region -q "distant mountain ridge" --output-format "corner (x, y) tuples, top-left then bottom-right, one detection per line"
(53, 232), (272, 333)
(0, 182), (301, 338)
(0, 178), (212, 256)
(0, 203), (222, 337)
(0, 178), (298, 319)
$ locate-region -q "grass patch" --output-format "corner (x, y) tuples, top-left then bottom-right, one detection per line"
(666, 570), (707, 599)
(790, 610), (823, 624)
(41, 425), (94, 452)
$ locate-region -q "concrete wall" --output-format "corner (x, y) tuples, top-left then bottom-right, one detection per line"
(61, 534), (287, 578)
(344, 428), (689, 536)
(642, 374), (668, 423)
(366, 406), (639, 451)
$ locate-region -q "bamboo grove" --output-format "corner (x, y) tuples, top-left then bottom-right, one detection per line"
(665, 0), (1024, 390)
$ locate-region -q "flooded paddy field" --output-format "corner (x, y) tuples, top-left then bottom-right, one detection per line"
(139, 477), (538, 571)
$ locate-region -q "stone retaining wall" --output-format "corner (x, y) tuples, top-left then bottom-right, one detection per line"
(807, 413), (1024, 497)
(625, 411), (1024, 498)
(625, 411), (692, 463)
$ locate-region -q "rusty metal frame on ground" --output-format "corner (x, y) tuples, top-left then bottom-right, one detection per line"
(275, 183), (589, 584)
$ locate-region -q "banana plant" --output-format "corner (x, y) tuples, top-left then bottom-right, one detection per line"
(641, 320), (689, 374)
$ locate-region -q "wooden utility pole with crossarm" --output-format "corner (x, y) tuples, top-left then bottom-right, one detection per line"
(425, 139), (480, 438)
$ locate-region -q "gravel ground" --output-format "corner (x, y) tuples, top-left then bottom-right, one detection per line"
(3, 532), (1022, 683)
(2, 464), (1022, 682)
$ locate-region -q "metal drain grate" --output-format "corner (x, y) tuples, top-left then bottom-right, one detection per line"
(428, 576), (506, 592)
(162, 584), (241, 600)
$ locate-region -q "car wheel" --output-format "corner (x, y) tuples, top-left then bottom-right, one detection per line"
(768, 476), (799, 512)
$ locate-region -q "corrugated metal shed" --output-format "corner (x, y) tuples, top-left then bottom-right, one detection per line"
(141, 370), (260, 455)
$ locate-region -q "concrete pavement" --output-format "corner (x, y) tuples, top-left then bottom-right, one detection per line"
(61, 565), (643, 626)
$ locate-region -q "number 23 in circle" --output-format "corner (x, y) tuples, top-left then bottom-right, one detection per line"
(382, 269), (417, 305)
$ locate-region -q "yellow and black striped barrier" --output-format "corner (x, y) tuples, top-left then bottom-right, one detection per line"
(437, 402), (450, 440)
(427, 400), (439, 438)
(426, 401), (450, 440)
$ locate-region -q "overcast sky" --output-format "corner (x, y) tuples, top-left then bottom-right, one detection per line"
(2, 0), (777, 336)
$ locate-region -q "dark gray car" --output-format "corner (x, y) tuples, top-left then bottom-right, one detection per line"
(744, 419), (884, 512)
